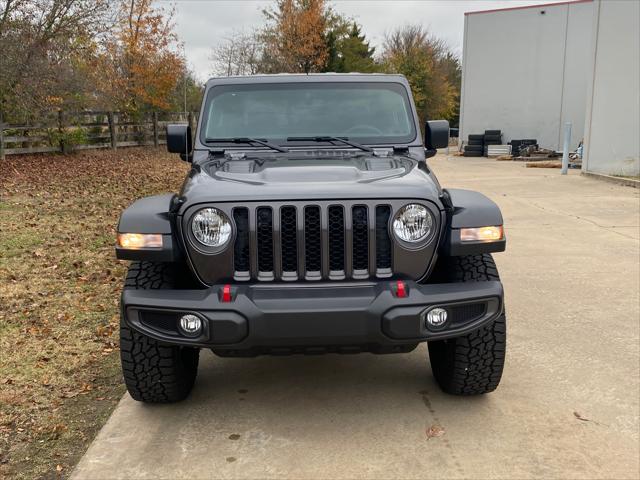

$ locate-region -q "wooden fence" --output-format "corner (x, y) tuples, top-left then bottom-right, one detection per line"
(0, 111), (199, 159)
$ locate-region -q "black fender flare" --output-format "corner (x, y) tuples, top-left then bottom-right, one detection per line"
(442, 188), (506, 256)
(115, 193), (181, 262)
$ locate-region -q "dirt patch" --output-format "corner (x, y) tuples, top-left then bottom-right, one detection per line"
(0, 147), (188, 479)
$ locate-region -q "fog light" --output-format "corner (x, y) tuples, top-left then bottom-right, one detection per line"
(179, 314), (202, 336)
(425, 308), (448, 329)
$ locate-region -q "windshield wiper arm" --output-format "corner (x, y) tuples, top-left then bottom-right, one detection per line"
(205, 137), (289, 153)
(287, 136), (373, 153)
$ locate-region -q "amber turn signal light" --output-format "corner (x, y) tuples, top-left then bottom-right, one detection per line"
(117, 233), (163, 249)
(460, 226), (504, 242)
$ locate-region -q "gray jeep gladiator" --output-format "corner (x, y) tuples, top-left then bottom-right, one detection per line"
(116, 74), (506, 403)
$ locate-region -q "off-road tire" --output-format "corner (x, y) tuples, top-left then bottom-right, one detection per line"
(120, 261), (200, 403)
(464, 145), (483, 152)
(428, 254), (506, 395)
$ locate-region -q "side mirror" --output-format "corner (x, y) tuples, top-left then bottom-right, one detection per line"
(424, 120), (450, 153)
(166, 124), (193, 162)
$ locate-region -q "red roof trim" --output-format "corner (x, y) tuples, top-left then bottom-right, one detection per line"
(465, 0), (592, 16)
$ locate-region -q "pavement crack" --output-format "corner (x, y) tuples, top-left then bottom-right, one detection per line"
(526, 200), (639, 240)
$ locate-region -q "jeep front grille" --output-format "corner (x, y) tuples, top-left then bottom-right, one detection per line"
(232, 203), (393, 281)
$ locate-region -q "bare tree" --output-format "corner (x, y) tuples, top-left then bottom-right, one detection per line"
(210, 30), (261, 77)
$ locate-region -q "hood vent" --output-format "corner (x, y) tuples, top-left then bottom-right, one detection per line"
(365, 158), (397, 171)
(221, 160), (256, 173)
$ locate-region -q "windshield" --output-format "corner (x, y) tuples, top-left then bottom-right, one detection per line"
(200, 82), (416, 146)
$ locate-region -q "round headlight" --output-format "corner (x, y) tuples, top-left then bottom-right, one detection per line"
(393, 204), (432, 242)
(191, 208), (231, 247)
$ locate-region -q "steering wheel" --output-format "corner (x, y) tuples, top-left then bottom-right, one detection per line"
(344, 125), (384, 136)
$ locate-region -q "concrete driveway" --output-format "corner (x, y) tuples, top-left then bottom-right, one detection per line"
(72, 156), (640, 479)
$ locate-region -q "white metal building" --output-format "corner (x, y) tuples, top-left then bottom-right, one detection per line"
(581, 0), (639, 177)
(459, 0), (594, 151)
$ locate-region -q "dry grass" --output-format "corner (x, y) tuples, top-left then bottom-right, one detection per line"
(0, 147), (188, 479)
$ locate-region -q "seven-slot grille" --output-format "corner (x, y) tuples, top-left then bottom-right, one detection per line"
(232, 204), (393, 281)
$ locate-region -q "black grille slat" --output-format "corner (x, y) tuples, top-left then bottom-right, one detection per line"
(304, 206), (322, 274)
(256, 207), (274, 273)
(281, 206), (298, 274)
(328, 206), (345, 272)
(375, 206), (392, 270)
(233, 208), (250, 274)
(352, 206), (369, 272)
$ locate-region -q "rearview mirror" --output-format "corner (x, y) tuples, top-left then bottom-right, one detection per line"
(166, 124), (193, 162)
(424, 120), (450, 151)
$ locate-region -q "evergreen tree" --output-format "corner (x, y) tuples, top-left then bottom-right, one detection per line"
(339, 23), (377, 73)
(324, 22), (378, 73)
(324, 29), (341, 72)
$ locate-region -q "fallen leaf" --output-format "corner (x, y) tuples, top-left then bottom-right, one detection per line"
(79, 383), (93, 394)
(52, 424), (67, 435)
(426, 425), (445, 439)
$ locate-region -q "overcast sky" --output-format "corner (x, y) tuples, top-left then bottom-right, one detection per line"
(163, 0), (566, 81)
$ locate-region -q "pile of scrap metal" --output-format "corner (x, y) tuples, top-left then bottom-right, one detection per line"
(509, 139), (538, 156)
(516, 141), (583, 169)
(515, 145), (558, 158)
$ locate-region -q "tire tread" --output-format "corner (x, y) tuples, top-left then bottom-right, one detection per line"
(428, 254), (506, 395)
(120, 261), (199, 403)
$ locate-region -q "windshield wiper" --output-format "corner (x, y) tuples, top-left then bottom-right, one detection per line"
(286, 136), (374, 153)
(205, 137), (289, 153)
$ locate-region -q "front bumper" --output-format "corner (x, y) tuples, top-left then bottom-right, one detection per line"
(122, 280), (504, 355)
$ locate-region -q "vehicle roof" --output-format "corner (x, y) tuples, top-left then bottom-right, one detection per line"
(205, 73), (409, 87)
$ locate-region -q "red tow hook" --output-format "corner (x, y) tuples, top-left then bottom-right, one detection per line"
(221, 284), (233, 302)
(395, 280), (408, 298)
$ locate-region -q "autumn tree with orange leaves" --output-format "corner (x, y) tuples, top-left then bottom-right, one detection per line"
(96, 0), (185, 114)
(260, 0), (329, 74)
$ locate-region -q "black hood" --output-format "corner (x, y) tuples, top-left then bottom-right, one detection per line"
(179, 151), (443, 206)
